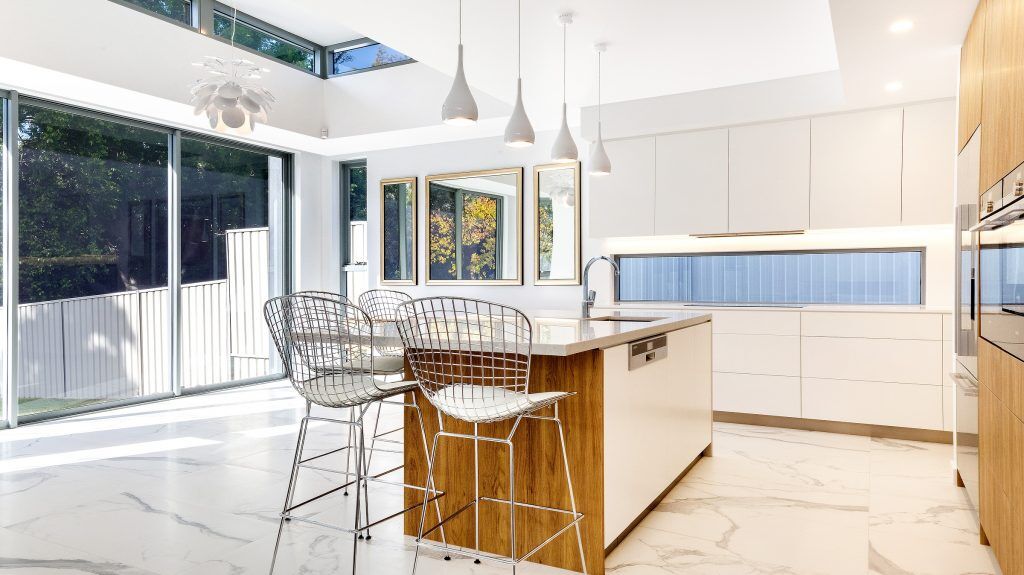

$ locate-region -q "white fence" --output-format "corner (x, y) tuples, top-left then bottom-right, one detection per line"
(14, 228), (272, 403)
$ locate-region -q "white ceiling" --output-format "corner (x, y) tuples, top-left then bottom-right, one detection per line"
(221, 0), (977, 135)
(222, 0), (841, 128)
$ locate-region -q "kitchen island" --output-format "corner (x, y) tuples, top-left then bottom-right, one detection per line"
(402, 310), (713, 574)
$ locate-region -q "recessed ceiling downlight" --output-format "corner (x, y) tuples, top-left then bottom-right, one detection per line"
(885, 81), (904, 92)
(889, 19), (914, 33)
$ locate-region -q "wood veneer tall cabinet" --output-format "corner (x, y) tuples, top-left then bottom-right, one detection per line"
(980, 0), (1024, 192)
(959, 0), (986, 154)
(960, 0), (1024, 570)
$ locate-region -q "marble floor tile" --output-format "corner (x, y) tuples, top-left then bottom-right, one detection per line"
(0, 383), (1002, 575)
(0, 527), (161, 574)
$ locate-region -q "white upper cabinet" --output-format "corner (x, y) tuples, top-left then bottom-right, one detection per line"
(655, 130), (729, 235)
(728, 119), (810, 233)
(589, 137), (656, 238)
(810, 108), (903, 229)
(902, 100), (955, 225)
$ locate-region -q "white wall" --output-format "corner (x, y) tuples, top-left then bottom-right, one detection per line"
(2, 0), (325, 137)
(323, 62), (510, 138)
(327, 130), (594, 310)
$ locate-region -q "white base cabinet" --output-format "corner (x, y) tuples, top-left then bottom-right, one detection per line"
(631, 307), (952, 431)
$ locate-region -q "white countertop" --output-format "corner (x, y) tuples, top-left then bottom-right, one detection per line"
(595, 303), (952, 315)
(526, 309), (711, 356)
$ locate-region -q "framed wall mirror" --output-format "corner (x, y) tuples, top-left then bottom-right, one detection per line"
(534, 162), (581, 285)
(425, 167), (523, 285)
(380, 177), (417, 285)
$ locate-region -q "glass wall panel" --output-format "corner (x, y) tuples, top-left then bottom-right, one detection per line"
(17, 103), (170, 416)
(179, 137), (284, 389)
(617, 250), (923, 305)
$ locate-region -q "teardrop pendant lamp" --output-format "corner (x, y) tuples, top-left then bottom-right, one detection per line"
(550, 13), (578, 162)
(504, 0), (534, 147)
(442, 0), (479, 126)
(590, 43), (612, 176)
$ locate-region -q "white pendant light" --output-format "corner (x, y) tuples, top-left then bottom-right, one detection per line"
(550, 13), (578, 163)
(189, 6), (274, 135)
(590, 43), (612, 176)
(442, 0), (479, 126)
(504, 0), (534, 147)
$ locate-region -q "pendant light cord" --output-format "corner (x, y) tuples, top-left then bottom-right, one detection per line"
(597, 50), (602, 123)
(458, 0), (463, 44)
(516, 0), (521, 78)
(562, 20), (567, 104)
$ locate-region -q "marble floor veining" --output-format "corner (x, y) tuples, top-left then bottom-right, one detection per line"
(0, 381), (1002, 575)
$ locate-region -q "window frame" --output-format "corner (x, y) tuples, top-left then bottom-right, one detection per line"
(107, 0), (327, 77)
(327, 37), (416, 77)
(2, 91), (294, 428)
(210, 2), (324, 76)
(613, 247), (928, 305)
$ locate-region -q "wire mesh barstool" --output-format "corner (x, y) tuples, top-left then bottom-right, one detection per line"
(263, 293), (448, 574)
(358, 289), (413, 365)
(395, 296), (587, 574)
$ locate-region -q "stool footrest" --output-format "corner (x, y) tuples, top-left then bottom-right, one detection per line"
(417, 496), (584, 566)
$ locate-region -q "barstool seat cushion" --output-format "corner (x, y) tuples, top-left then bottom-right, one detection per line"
(432, 384), (572, 423)
(376, 378), (419, 394)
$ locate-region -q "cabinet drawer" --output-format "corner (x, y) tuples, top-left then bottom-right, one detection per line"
(803, 378), (943, 430)
(708, 310), (800, 335)
(713, 334), (800, 376)
(801, 337), (941, 385)
(714, 373), (800, 417)
(801, 312), (941, 340)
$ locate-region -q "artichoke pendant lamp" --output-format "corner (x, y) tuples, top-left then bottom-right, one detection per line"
(551, 13), (578, 163)
(189, 6), (275, 135)
(590, 43), (612, 176)
(442, 0), (479, 126)
(504, 0), (534, 147)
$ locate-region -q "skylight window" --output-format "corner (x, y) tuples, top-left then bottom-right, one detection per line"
(213, 11), (317, 73)
(120, 0), (194, 26)
(330, 41), (413, 76)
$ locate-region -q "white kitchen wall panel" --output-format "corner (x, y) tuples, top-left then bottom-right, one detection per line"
(654, 129), (729, 235)
(589, 137), (656, 238)
(728, 119), (810, 233)
(902, 100), (956, 225)
(810, 108), (903, 229)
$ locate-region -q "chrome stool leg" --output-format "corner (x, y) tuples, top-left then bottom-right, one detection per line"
(554, 406), (587, 574)
(269, 401), (312, 575)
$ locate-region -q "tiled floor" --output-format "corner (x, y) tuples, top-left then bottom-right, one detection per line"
(0, 381), (1001, 575)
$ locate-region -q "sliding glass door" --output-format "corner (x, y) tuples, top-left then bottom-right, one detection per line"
(17, 103), (172, 417)
(0, 95), (290, 426)
(179, 136), (285, 389)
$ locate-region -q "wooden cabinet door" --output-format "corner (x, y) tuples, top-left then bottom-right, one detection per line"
(654, 129), (728, 235)
(959, 0), (986, 153)
(981, 0), (1024, 192)
(810, 108), (903, 229)
(728, 119), (810, 233)
(588, 137), (655, 238)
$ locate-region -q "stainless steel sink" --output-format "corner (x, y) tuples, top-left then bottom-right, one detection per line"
(585, 316), (665, 323)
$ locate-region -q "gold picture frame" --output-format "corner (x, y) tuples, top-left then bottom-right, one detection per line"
(424, 167), (524, 285)
(379, 177), (417, 286)
(534, 162), (581, 285)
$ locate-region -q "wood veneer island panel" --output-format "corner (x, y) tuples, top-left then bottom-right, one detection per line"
(402, 317), (713, 575)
